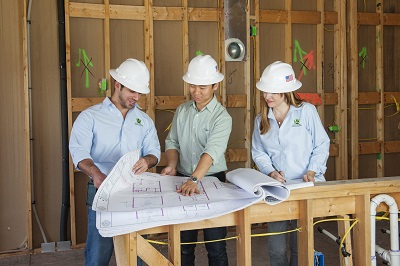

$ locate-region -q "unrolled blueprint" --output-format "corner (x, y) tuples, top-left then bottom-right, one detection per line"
(93, 151), (313, 237)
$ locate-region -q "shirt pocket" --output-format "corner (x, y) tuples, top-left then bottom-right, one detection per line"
(197, 123), (210, 147)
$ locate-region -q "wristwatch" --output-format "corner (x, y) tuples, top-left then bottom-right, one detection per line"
(188, 175), (198, 184)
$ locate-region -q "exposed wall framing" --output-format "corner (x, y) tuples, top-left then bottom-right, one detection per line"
(4, 0), (400, 253)
(254, 0), (347, 180)
(65, 0), (250, 245)
(0, 0), (31, 251)
(348, 1), (400, 179)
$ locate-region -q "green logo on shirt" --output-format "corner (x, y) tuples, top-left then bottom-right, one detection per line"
(292, 119), (301, 127)
(136, 118), (143, 126)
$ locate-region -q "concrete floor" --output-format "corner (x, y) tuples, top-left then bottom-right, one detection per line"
(0, 220), (392, 265)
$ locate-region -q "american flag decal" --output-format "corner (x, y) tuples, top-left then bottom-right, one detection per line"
(285, 74), (293, 82)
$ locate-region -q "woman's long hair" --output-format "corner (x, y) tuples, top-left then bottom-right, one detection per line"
(259, 92), (304, 135)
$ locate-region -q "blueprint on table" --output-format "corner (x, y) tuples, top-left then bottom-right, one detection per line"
(92, 151), (259, 213)
(93, 151), (312, 237)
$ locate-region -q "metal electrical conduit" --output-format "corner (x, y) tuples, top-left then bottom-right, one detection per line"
(370, 194), (400, 265)
(27, 0), (70, 251)
(57, 0), (70, 244)
(27, 0), (52, 250)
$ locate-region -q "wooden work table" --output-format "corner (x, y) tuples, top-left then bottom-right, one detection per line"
(113, 176), (400, 265)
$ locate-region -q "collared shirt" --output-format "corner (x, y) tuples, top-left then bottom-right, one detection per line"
(69, 97), (161, 175)
(252, 102), (330, 182)
(165, 95), (232, 176)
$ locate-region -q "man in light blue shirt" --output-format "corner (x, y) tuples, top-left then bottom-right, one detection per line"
(69, 58), (160, 266)
(161, 54), (232, 266)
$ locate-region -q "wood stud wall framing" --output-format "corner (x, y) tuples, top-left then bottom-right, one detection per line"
(254, 0), (347, 179)
(65, 0), (250, 245)
(349, 1), (400, 179)
(64, 0), (400, 246)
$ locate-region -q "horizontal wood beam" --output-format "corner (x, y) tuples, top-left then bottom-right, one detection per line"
(296, 92), (338, 106)
(291, 11), (321, 24)
(155, 96), (187, 110)
(359, 141), (382, 155)
(356, 92), (400, 104)
(384, 92), (400, 103)
(69, 3), (220, 22)
(259, 10), (337, 24)
(72, 95), (248, 112)
(358, 92), (381, 104)
(70, 93), (336, 112)
(69, 5), (400, 27)
(71, 97), (147, 112)
(358, 12), (380, 25)
(153, 7), (183, 20)
(384, 141), (400, 153)
(68, 2), (106, 19)
(188, 8), (220, 22)
(259, 10), (287, 23)
(357, 13), (400, 26)
(109, 5), (146, 20)
(324, 11), (338, 24)
(383, 13), (400, 25)
(330, 143), (339, 157)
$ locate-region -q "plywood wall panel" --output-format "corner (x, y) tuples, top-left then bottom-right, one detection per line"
(110, 20), (145, 66)
(323, 29), (335, 92)
(188, 22), (219, 63)
(227, 108), (246, 160)
(70, 18), (105, 97)
(293, 0), (316, 11)
(154, 21), (183, 96)
(74, 172), (90, 244)
(357, 26), (376, 92)
(359, 155), (378, 178)
(260, 1), (284, 10)
(188, 0), (217, 8)
(292, 24), (317, 92)
(155, 111), (175, 152)
(384, 26), (400, 95)
(0, 0), (29, 252)
(385, 154), (400, 177)
(325, 158), (335, 181)
(225, 62), (245, 94)
(111, 0), (143, 5)
(384, 115), (400, 141)
(258, 24), (285, 68)
(30, 0), (62, 247)
(384, 1), (400, 13)
(358, 108), (377, 140)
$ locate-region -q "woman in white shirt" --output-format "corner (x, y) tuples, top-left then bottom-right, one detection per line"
(251, 61), (330, 266)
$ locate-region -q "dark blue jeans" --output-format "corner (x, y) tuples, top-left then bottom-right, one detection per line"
(267, 220), (298, 266)
(85, 207), (114, 266)
(181, 227), (228, 266)
(178, 171), (228, 266)
(86, 206), (144, 266)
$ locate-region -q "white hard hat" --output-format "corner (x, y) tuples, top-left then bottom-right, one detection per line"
(182, 55), (224, 85)
(109, 58), (150, 94)
(256, 61), (302, 93)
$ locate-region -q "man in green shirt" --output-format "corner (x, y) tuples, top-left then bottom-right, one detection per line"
(161, 54), (232, 266)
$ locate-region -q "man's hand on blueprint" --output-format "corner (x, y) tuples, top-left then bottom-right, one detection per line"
(160, 165), (177, 176)
(177, 180), (200, 196)
(131, 157), (149, 175)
